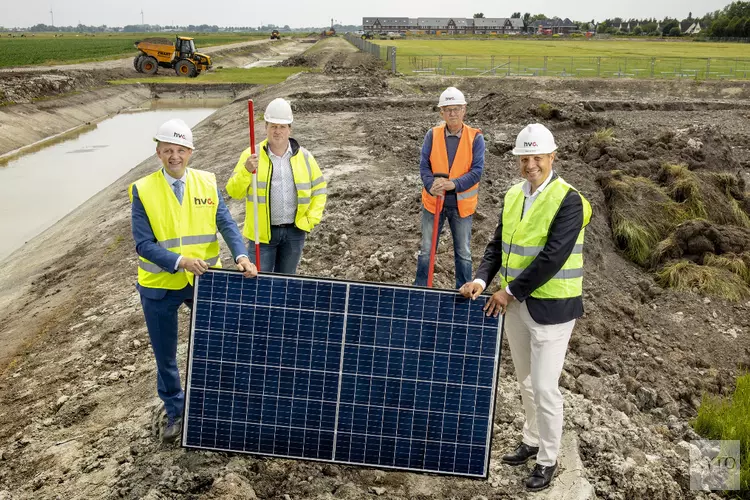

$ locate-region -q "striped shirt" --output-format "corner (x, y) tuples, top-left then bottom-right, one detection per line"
(268, 143), (297, 225)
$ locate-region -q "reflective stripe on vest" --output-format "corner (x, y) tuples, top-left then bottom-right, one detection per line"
(240, 141), (327, 243)
(129, 168), (223, 290)
(500, 177), (592, 300)
(157, 234), (218, 248)
(422, 124), (481, 218)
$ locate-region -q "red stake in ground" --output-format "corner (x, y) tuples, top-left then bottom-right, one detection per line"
(248, 100), (261, 268)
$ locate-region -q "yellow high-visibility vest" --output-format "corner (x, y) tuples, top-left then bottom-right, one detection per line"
(500, 177), (592, 299)
(128, 169), (222, 290)
(226, 140), (327, 243)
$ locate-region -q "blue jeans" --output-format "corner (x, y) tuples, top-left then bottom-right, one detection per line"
(414, 206), (473, 288)
(259, 225), (307, 274)
(140, 285), (194, 418)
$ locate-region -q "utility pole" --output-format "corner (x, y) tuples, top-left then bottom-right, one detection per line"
(140, 9), (144, 26)
(50, 9), (54, 27)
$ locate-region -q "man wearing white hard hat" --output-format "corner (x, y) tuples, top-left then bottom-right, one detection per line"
(414, 86), (485, 288)
(460, 124), (591, 491)
(227, 97), (327, 273)
(129, 118), (257, 441)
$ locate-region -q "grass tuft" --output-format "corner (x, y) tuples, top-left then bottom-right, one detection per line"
(656, 261), (750, 301)
(600, 172), (686, 266)
(704, 253), (750, 283)
(693, 373), (750, 491)
(592, 127), (615, 146)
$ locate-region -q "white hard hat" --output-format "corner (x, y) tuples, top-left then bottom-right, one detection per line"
(438, 87), (467, 107)
(153, 118), (194, 149)
(512, 123), (558, 155)
(264, 98), (293, 124)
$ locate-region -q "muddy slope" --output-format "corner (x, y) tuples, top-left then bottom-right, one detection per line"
(1, 49), (749, 499)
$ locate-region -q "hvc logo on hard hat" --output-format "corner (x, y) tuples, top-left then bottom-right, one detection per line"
(174, 132), (187, 139)
(524, 141), (538, 147)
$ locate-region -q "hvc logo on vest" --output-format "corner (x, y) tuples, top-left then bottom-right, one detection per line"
(194, 197), (214, 206)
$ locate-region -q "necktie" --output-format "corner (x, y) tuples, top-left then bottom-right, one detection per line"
(172, 179), (184, 204)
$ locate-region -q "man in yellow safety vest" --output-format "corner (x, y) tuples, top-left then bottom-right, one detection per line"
(226, 98), (327, 274)
(460, 123), (592, 492)
(129, 118), (257, 441)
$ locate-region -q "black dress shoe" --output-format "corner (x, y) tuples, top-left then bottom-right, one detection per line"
(525, 462), (558, 491)
(501, 442), (539, 466)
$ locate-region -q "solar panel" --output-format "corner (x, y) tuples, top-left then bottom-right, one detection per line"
(183, 269), (502, 478)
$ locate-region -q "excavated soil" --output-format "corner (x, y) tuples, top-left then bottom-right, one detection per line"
(1, 42), (750, 499)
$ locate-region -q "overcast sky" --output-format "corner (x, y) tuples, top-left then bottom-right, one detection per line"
(1, 0), (731, 28)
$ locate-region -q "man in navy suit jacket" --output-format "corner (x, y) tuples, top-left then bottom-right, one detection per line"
(130, 119), (257, 441)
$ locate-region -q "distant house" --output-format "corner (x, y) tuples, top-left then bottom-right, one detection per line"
(417, 18), (451, 34)
(531, 18), (579, 35)
(508, 18), (525, 33)
(473, 17), (505, 34)
(415, 17), (473, 34)
(684, 21), (702, 35)
(363, 17), (410, 33)
(472, 17), (524, 34)
(680, 21), (698, 35)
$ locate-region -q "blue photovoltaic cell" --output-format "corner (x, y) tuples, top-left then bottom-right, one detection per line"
(184, 270), (501, 477)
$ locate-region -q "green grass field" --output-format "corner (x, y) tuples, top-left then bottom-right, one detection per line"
(110, 66), (308, 85)
(372, 39), (750, 79)
(0, 32), (273, 67)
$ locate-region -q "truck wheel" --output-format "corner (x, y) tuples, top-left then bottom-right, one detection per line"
(175, 60), (197, 77)
(133, 55), (143, 72)
(139, 56), (158, 75)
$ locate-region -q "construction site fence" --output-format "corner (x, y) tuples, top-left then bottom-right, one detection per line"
(344, 34), (397, 73)
(405, 54), (750, 80)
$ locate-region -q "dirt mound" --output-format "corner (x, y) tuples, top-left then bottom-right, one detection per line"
(597, 124), (750, 299)
(322, 52), (386, 75)
(277, 54), (311, 67)
(655, 219), (750, 263)
(0, 69), (132, 105)
(467, 92), (612, 130)
(278, 39), (386, 77)
(582, 125), (742, 174)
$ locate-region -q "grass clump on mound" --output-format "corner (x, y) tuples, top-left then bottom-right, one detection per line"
(579, 127), (615, 159)
(592, 127), (615, 146)
(693, 373), (750, 491)
(659, 164), (750, 228)
(704, 252), (750, 283)
(656, 261), (750, 300)
(599, 171), (686, 265)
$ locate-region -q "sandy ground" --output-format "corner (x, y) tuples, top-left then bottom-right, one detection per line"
(0, 38), (749, 499)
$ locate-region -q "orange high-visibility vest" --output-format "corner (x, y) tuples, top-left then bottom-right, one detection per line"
(422, 124), (481, 217)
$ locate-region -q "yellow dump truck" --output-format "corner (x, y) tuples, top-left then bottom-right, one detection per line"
(133, 36), (211, 77)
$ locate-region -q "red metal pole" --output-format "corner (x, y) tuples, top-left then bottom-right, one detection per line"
(426, 194), (444, 288)
(248, 100), (261, 268)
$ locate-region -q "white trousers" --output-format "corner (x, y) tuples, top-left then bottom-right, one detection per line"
(504, 300), (575, 466)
